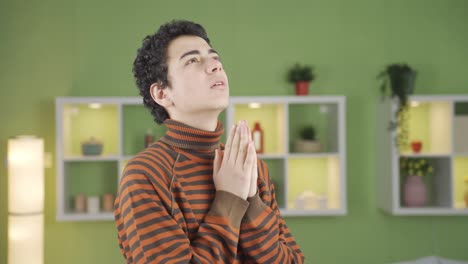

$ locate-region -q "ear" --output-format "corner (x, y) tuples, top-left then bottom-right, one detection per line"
(150, 82), (173, 108)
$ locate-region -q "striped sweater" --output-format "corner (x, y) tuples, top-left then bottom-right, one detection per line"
(114, 119), (304, 263)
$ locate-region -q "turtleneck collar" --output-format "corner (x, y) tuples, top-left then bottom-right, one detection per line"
(160, 119), (224, 151)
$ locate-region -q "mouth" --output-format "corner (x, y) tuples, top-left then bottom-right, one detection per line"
(210, 80), (226, 89)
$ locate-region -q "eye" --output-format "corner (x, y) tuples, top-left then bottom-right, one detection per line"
(186, 57), (199, 65)
(213, 56), (222, 62)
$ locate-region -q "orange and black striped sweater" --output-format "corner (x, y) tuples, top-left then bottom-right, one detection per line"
(114, 119), (304, 263)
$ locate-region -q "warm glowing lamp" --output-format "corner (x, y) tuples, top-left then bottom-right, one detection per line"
(8, 136), (44, 264)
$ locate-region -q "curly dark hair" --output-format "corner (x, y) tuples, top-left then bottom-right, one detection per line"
(132, 20), (210, 124)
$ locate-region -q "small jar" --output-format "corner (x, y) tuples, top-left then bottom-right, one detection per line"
(102, 193), (115, 212)
(74, 193), (86, 213)
(87, 196), (100, 214)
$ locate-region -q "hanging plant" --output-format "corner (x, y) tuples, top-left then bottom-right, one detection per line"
(377, 63), (417, 149)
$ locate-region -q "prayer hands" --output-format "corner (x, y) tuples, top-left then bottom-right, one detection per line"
(213, 120), (258, 200)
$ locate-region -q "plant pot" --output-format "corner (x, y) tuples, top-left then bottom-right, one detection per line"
(295, 81), (310, 96)
(294, 139), (321, 153)
(403, 175), (427, 207)
(390, 71), (416, 96)
(411, 140), (422, 153)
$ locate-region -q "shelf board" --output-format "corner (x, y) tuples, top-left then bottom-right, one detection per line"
(394, 207), (468, 216)
(280, 208), (346, 216)
(399, 153), (451, 158)
(57, 212), (114, 221)
(122, 155), (136, 161)
(287, 152), (339, 158)
(64, 155), (120, 162)
(258, 153), (286, 159)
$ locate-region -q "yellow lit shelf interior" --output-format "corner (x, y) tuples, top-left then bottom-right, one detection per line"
(233, 103), (285, 154)
(287, 156), (341, 210)
(454, 156), (468, 209)
(63, 103), (119, 157)
(399, 101), (451, 154)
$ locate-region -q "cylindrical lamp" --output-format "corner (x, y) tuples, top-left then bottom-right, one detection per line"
(8, 136), (44, 264)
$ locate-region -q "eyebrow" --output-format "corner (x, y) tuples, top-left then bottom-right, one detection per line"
(179, 48), (218, 61)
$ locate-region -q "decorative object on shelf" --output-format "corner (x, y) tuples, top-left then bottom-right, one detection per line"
(145, 128), (154, 148)
(252, 121), (264, 153)
(87, 196), (100, 213)
(81, 137), (103, 156)
(316, 194), (328, 209)
(410, 140), (423, 153)
(464, 176), (468, 207)
(378, 63), (417, 149)
(294, 125), (321, 153)
(74, 193), (86, 213)
(287, 63), (315, 96)
(103, 193), (115, 212)
(295, 190), (316, 209)
(403, 176), (427, 207)
(400, 158), (433, 207)
(7, 135), (44, 264)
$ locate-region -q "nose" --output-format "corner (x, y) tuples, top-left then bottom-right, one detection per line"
(205, 58), (223, 74)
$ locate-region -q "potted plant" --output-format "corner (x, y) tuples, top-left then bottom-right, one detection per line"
(294, 125), (321, 153)
(287, 63), (315, 95)
(400, 157), (433, 207)
(378, 63), (417, 149)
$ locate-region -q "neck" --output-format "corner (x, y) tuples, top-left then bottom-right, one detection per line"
(170, 110), (221, 131)
(160, 118), (224, 151)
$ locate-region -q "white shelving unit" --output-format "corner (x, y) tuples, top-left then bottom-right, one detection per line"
(56, 97), (145, 221)
(377, 95), (468, 215)
(226, 96), (347, 216)
(56, 95), (347, 221)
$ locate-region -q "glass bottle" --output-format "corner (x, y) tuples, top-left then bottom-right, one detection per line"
(252, 122), (264, 154)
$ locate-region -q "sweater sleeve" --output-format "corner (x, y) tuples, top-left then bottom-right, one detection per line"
(114, 164), (249, 264)
(238, 160), (305, 263)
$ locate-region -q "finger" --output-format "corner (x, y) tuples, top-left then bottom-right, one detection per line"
(213, 149), (221, 174)
(230, 120), (242, 162)
(224, 124), (236, 160)
(251, 151), (258, 193)
(236, 121), (249, 164)
(243, 141), (255, 171)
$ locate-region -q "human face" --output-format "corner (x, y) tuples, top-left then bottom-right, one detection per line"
(164, 35), (229, 120)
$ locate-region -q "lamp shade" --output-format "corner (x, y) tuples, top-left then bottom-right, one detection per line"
(8, 136), (44, 213)
(8, 214), (44, 264)
(7, 135), (44, 264)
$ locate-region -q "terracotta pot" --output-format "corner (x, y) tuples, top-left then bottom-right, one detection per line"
(403, 175), (427, 207)
(295, 81), (310, 95)
(411, 141), (422, 153)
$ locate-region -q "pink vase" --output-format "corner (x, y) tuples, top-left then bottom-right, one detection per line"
(403, 175), (427, 207)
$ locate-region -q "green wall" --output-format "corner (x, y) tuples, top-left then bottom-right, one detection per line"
(1, 0), (468, 263)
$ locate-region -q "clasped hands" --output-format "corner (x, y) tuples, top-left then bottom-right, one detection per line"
(213, 120), (258, 200)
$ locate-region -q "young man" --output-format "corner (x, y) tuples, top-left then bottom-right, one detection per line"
(114, 20), (304, 263)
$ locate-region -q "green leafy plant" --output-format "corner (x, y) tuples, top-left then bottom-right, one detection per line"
(377, 63), (417, 149)
(400, 158), (434, 177)
(299, 125), (316, 141)
(378, 63), (417, 107)
(287, 63), (315, 83)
